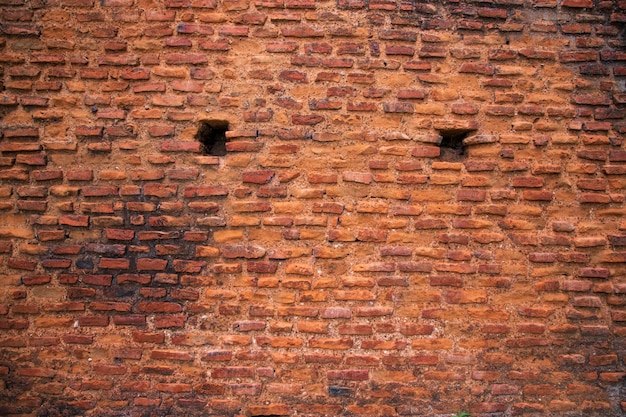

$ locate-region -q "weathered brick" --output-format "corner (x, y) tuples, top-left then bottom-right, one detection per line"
(382, 102), (414, 113)
(0, 0), (623, 412)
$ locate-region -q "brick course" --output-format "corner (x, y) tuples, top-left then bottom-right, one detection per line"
(1, 0), (626, 415)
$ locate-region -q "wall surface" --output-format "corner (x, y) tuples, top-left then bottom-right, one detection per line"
(1, 0), (626, 415)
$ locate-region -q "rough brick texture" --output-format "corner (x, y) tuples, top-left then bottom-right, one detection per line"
(1, 0), (626, 416)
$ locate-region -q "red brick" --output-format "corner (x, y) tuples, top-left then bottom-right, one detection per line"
(457, 189), (487, 201)
(382, 102), (414, 113)
(342, 172), (373, 184)
(460, 62), (495, 75)
(562, 0), (592, 6)
(241, 170), (274, 184)
(309, 338), (353, 349)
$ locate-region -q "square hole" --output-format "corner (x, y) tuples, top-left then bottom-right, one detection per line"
(197, 120), (229, 156)
(437, 129), (473, 161)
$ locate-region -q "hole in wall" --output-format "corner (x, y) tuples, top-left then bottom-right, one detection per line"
(437, 129), (473, 162)
(197, 120), (229, 156)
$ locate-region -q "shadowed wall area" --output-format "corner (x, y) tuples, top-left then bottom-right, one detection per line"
(0, 0), (625, 415)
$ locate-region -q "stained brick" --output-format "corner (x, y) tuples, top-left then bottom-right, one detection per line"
(382, 102), (414, 113)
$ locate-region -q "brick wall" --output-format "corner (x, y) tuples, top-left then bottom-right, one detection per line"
(1, 0), (625, 415)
